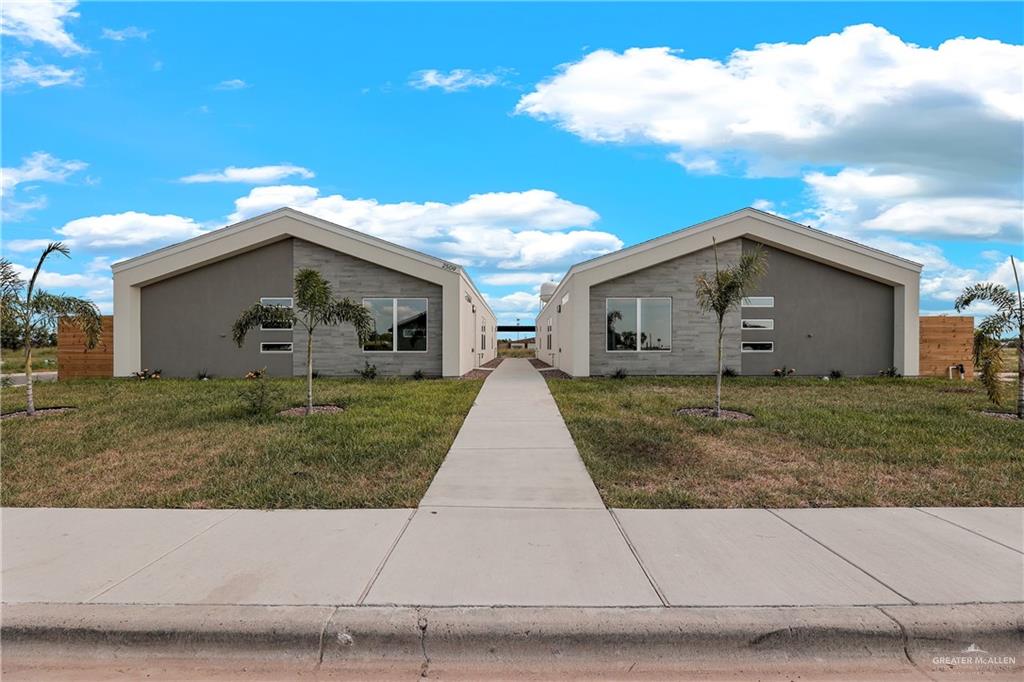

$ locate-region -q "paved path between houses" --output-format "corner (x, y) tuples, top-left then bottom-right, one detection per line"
(1, 371), (57, 386)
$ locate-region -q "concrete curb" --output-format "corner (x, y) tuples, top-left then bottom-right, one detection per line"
(3, 603), (1021, 672)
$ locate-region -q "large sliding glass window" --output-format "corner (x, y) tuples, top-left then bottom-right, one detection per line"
(363, 298), (428, 352)
(607, 297), (671, 352)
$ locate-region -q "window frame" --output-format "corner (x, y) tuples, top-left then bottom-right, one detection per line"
(605, 297), (672, 353)
(361, 297), (429, 353)
(260, 341), (293, 354)
(741, 341), (774, 353)
(259, 297), (294, 331)
(741, 296), (774, 308)
(741, 319), (774, 330)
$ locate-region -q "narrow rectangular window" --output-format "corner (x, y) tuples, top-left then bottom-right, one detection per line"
(364, 298), (428, 352)
(396, 298), (427, 351)
(741, 296), (774, 307)
(741, 319), (774, 330)
(260, 297), (293, 330)
(363, 298), (395, 351)
(640, 298), (672, 351)
(606, 298), (637, 351)
(741, 341), (774, 353)
(260, 342), (293, 353)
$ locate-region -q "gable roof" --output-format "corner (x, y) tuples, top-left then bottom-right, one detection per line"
(112, 207), (495, 318)
(538, 207), (922, 319)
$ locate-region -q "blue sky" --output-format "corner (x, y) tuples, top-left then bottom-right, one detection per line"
(2, 1), (1022, 323)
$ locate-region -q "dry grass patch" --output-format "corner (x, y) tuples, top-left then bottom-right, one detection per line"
(548, 376), (1023, 508)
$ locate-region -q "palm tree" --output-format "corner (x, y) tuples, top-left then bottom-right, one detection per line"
(232, 268), (372, 415)
(695, 239), (767, 417)
(955, 256), (1023, 419)
(0, 244), (102, 416)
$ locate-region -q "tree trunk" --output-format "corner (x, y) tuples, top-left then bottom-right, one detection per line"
(1017, 328), (1023, 420)
(24, 343), (35, 416)
(715, 319), (723, 418)
(306, 329), (313, 416)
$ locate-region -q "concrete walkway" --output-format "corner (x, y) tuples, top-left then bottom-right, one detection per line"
(366, 358), (657, 605)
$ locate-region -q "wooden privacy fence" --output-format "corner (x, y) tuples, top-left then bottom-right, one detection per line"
(919, 316), (973, 379)
(58, 315), (113, 380)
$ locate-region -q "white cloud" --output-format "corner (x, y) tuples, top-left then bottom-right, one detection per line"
(479, 272), (559, 287)
(2, 57), (82, 89)
(101, 26), (149, 41)
(0, 0), (85, 55)
(228, 185), (619, 269)
(484, 290), (542, 315)
(518, 25), (1024, 243)
(863, 198), (1023, 240)
(410, 68), (506, 92)
(9, 261), (108, 292)
(3, 238), (54, 253)
(55, 211), (206, 248)
(213, 78), (249, 90)
(751, 199), (775, 212)
(1, 151), (87, 220)
(180, 164), (314, 184)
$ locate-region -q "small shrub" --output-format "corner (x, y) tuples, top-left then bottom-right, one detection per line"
(196, 368), (211, 380)
(722, 366), (738, 378)
(611, 368), (628, 380)
(829, 369), (844, 380)
(357, 361), (377, 380)
(131, 368), (162, 380)
(772, 366), (796, 378)
(412, 369), (425, 381)
(237, 373), (282, 418)
(879, 366), (903, 378)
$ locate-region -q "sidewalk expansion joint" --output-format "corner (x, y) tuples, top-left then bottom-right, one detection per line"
(608, 508), (669, 607)
(765, 509), (916, 606)
(356, 509), (417, 605)
(84, 509), (241, 603)
(876, 606), (938, 682)
(913, 508), (1023, 555)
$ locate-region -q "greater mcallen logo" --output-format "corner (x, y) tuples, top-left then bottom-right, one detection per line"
(931, 643), (1017, 667)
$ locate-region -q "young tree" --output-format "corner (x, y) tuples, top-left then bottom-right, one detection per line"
(695, 239), (767, 418)
(1, 244), (102, 416)
(232, 268), (372, 415)
(955, 256), (1023, 419)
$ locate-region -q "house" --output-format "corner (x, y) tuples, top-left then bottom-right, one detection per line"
(535, 208), (921, 377)
(112, 208), (497, 378)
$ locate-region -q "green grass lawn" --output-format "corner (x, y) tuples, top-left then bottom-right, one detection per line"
(1, 377), (482, 509)
(1, 346), (57, 373)
(547, 376), (1023, 509)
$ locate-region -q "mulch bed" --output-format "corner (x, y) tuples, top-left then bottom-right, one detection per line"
(538, 368), (572, 380)
(676, 407), (754, 421)
(481, 357), (504, 369)
(277, 405), (346, 417)
(980, 410), (1021, 421)
(1, 407), (76, 420)
(529, 358), (552, 369)
(462, 369), (493, 380)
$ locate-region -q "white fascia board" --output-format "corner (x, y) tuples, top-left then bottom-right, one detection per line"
(112, 208), (457, 284)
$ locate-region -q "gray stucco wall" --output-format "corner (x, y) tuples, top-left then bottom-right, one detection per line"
(292, 240), (443, 377)
(740, 240), (894, 376)
(589, 240), (743, 376)
(140, 239), (295, 378)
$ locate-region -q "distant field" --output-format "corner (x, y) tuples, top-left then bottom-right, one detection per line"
(1, 346), (57, 374)
(498, 348), (535, 358)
